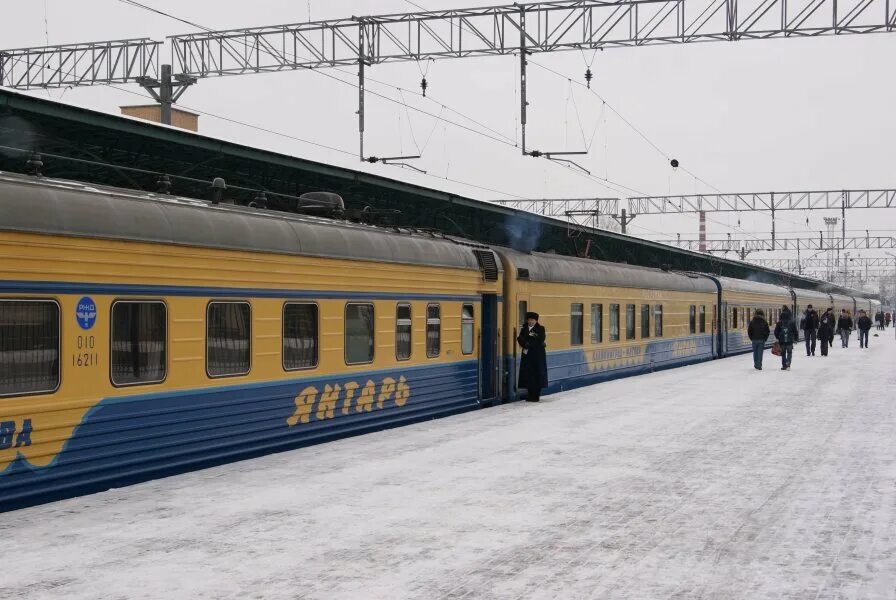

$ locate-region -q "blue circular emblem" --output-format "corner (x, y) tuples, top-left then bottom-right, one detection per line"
(76, 296), (97, 330)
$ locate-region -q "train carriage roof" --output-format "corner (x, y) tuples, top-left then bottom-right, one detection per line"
(0, 172), (498, 273)
(712, 276), (791, 298)
(499, 248), (717, 293)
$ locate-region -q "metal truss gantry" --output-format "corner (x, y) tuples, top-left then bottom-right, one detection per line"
(0, 39), (160, 90)
(654, 235), (896, 253)
(166, 0), (896, 159)
(3, 0), (896, 138)
(750, 257), (896, 269)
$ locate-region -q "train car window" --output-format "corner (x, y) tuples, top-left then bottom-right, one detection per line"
(111, 301), (167, 386)
(699, 305), (706, 333)
(519, 301), (527, 327)
(426, 304), (441, 358)
(0, 300), (60, 397)
(207, 302), (251, 377)
(461, 304), (475, 355)
(345, 303), (375, 364)
(625, 304), (635, 340)
(609, 304), (620, 341)
(283, 303), (319, 370)
(570, 303), (584, 346)
(395, 303), (412, 361)
(654, 305), (664, 337)
(640, 304), (650, 339)
(689, 305), (697, 334)
(590, 303), (603, 344)
(732, 307), (738, 329)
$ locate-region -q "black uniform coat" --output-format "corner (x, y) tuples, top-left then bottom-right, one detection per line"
(747, 316), (770, 342)
(517, 323), (548, 390)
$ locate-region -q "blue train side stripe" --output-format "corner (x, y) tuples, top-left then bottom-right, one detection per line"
(0, 279), (498, 302)
(0, 361), (480, 510)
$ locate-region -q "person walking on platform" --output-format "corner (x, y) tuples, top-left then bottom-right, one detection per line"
(748, 309), (770, 370)
(818, 308), (835, 357)
(837, 309), (852, 348)
(857, 310), (873, 349)
(801, 304), (819, 356)
(774, 305), (798, 370)
(886, 313), (891, 328)
(518, 311), (548, 402)
(876, 311), (885, 331)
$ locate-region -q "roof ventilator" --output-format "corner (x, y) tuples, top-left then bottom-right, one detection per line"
(473, 250), (499, 281)
(517, 268), (530, 280)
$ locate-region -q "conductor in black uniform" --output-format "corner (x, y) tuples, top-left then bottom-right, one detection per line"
(518, 311), (548, 402)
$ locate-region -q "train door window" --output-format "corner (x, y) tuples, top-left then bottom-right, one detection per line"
(654, 305), (664, 337)
(689, 305), (697, 334)
(111, 301), (167, 386)
(396, 303), (412, 361)
(625, 304), (635, 340)
(640, 304), (650, 339)
(590, 304), (603, 344)
(0, 300), (60, 397)
(609, 304), (620, 341)
(732, 307), (738, 329)
(345, 303), (375, 364)
(461, 304), (475, 355)
(207, 302), (251, 377)
(571, 303), (584, 346)
(283, 303), (319, 370)
(426, 304), (441, 358)
(699, 305), (706, 333)
(519, 301), (527, 327)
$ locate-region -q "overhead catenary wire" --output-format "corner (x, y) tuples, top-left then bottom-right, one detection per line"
(113, 1), (646, 197)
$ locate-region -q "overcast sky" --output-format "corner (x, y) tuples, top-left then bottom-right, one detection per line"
(3, 0), (896, 288)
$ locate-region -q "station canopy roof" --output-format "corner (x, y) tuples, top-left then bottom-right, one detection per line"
(0, 88), (866, 296)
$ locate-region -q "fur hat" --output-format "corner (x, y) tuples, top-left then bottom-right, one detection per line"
(525, 312), (539, 321)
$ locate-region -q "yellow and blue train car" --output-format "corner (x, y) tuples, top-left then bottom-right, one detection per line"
(1, 172), (882, 510)
(714, 277), (792, 355)
(498, 250), (719, 397)
(0, 173), (504, 510)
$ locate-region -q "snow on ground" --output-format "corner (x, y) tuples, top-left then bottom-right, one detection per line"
(3, 334), (896, 600)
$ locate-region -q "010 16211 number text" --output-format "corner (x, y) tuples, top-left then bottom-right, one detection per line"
(72, 335), (99, 368)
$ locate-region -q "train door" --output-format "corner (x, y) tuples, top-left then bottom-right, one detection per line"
(721, 301), (729, 355)
(479, 294), (498, 404)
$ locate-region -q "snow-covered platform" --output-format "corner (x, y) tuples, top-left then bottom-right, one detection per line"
(5, 334), (896, 600)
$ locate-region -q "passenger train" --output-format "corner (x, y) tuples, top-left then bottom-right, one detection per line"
(0, 172), (877, 510)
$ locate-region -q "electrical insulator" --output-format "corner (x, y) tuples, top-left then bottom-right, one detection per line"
(584, 68), (593, 88)
(670, 158), (679, 169)
(420, 77), (428, 97)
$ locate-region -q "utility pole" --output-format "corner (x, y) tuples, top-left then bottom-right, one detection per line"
(136, 64), (196, 125)
(611, 209), (636, 234)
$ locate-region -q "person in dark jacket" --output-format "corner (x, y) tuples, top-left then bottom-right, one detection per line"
(837, 309), (853, 348)
(817, 308), (836, 356)
(747, 309), (770, 370)
(801, 305), (819, 356)
(876, 311), (885, 331)
(857, 310), (873, 348)
(774, 306), (799, 370)
(518, 311), (548, 402)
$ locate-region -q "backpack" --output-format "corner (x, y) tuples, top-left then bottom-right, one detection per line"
(780, 320), (793, 344)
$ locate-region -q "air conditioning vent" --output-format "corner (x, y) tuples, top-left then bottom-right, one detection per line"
(517, 268), (530, 280)
(473, 250), (499, 281)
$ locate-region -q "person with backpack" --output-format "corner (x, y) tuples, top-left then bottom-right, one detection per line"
(857, 310), (873, 349)
(817, 308), (836, 356)
(747, 308), (770, 370)
(774, 305), (798, 370)
(837, 309), (852, 348)
(801, 304), (819, 356)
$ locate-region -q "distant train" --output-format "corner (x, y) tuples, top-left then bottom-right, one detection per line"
(0, 172), (879, 510)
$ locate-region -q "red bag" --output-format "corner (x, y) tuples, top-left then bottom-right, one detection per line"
(771, 342), (782, 356)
